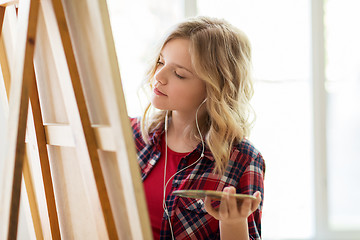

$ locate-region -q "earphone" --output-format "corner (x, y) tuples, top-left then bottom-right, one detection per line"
(163, 98), (207, 239)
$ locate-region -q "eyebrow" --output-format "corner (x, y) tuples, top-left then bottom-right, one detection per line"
(159, 54), (194, 75)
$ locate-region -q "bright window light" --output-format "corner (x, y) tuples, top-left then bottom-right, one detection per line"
(325, 0), (360, 231)
(107, 0), (185, 117)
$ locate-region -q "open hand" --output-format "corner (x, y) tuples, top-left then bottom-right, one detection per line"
(204, 186), (261, 224)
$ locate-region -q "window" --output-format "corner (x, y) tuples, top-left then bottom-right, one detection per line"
(107, 0), (186, 117)
(325, 0), (360, 233)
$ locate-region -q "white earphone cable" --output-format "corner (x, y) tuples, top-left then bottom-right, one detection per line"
(162, 99), (206, 239)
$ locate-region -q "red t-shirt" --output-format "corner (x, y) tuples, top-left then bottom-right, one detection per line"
(143, 135), (190, 240)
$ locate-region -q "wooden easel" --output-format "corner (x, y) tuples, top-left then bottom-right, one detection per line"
(0, 0), (152, 239)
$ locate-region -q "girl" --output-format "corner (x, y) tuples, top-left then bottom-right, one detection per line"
(130, 16), (265, 240)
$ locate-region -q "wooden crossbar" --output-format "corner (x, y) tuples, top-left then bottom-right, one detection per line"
(0, 0), (18, 7)
(45, 124), (116, 151)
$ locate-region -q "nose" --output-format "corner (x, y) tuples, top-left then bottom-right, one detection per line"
(154, 65), (168, 85)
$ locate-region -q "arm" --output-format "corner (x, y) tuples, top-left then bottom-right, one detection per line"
(204, 187), (262, 240)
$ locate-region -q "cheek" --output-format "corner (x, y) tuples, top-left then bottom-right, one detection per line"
(171, 83), (206, 105)
(172, 84), (193, 98)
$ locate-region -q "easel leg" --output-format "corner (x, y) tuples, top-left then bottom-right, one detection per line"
(23, 147), (44, 240)
(0, 0), (40, 239)
(28, 55), (61, 239)
(45, 0), (118, 238)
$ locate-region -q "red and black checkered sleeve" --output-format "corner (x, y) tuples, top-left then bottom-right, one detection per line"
(237, 144), (265, 240)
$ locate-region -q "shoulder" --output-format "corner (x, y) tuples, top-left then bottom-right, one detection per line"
(129, 116), (164, 150)
(233, 139), (264, 165)
(129, 117), (150, 141)
(129, 117), (141, 134)
(129, 117), (146, 150)
(234, 138), (262, 160)
(227, 138), (265, 179)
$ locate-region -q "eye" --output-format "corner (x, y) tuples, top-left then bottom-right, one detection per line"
(157, 58), (164, 66)
(174, 71), (185, 79)
(155, 61), (164, 72)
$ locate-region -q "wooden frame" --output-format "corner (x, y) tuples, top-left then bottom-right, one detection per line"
(0, 0), (152, 239)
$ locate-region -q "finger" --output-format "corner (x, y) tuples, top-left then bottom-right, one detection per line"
(239, 198), (252, 217)
(251, 191), (262, 212)
(204, 196), (220, 220)
(225, 187), (238, 217)
(219, 188), (230, 219)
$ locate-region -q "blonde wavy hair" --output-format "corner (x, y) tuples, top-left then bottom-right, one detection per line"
(141, 16), (254, 175)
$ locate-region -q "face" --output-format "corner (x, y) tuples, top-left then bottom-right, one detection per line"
(151, 38), (206, 115)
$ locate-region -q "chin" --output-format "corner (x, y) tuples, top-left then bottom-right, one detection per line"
(151, 99), (168, 111)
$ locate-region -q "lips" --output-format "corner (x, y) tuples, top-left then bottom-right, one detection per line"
(154, 87), (167, 96)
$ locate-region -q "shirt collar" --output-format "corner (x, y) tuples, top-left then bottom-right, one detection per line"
(150, 123), (215, 162)
(192, 140), (215, 162)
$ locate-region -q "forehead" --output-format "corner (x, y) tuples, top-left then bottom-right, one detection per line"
(161, 38), (193, 66)
(163, 38), (190, 50)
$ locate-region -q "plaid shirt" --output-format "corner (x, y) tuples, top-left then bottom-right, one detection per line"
(130, 118), (265, 240)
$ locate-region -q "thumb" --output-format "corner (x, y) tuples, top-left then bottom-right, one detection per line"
(251, 191), (262, 212)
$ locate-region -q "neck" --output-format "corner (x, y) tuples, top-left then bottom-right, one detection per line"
(169, 111), (193, 138)
(166, 110), (204, 152)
